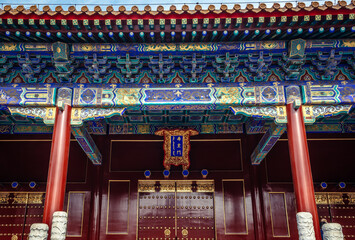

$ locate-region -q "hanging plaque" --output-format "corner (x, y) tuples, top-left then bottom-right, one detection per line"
(155, 129), (198, 170)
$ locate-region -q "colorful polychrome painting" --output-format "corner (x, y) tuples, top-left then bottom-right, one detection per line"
(0, 0), (354, 239)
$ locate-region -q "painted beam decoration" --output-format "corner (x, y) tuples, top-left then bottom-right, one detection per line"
(302, 105), (353, 124)
(110, 124), (243, 135)
(251, 123), (286, 165)
(0, 83), (352, 110)
(72, 87), (141, 108)
(1, 83), (353, 128)
(230, 106), (288, 124)
(302, 84), (355, 105)
(155, 129), (198, 170)
(70, 41), (287, 54)
(0, 123), (353, 135)
(71, 126), (102, 165)
(8, 107), (57, 125)
(0, 87), (55, 106)
(70, 107), (126, 126)
(72, 84), (286, 109)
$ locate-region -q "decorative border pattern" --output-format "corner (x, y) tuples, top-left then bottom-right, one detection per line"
(302, 84), (355, 105)
(71, 108), (126, 126)
(315, 192), (355, 205)
(230, 106), (287, 124)
(302, 105), (353, 124)
(0, 87), (55, 107)
(8, 107), (57, 125)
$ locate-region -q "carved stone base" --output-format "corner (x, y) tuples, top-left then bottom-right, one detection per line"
(51, 211), (68, 240)
(322, 223), (344, 240)
(28, 223), (49, 240)
(296, 212), (316, 240)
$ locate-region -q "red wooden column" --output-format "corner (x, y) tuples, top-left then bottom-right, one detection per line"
(286, 103), (321, 240)
(43, 105), (72, 226)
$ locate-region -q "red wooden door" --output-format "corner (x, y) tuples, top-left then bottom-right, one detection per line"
(138, 180), (215, 240)
(176, 181), (215, 240)
(138, 181), (176, 240)
(0, 192), (44, 240)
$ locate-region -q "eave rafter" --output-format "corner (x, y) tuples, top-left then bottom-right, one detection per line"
(0, 2), (354, 44)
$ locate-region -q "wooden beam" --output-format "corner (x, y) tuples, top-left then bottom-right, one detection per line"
(251, 123), (286, 165)
(83, 19), (91, 30)
(72, 19), (81, 30)
(6, 18), (16, 28)
(116, 19), (122, 30)
(235, 17), (242, 28)
(127, 19), (133, 30)
(105, 19), (112, 30)
(39, 19), (49, 29)
(138, 19), (144, 30)
(94, 19), (101, 30)
(0, 19), (7, 29)
(28, 19), (39, 29)
(257, 17), (264, 27)
(72, 126), (102, 165)
(289, 16), (298, 26)
(170, 19), (176, 30)
(61, 19), (70, 30)
(50, 19), (59, 30)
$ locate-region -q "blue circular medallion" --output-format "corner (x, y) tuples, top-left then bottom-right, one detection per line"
(163, 170), (170, 178)
(29, 181), (36, 189)
(182, 170), (189, 177)
(144, 170), (151, 178)
(11, 182), (19, 189)
(320, 182), (327, 189)
(339, 182), (346, 189)
(201, 169), (208, 178)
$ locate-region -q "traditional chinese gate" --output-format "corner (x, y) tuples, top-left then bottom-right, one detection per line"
(138, 180), (215, 240)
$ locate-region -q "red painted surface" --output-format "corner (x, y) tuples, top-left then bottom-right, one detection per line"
(89, 166), (102, 240)
(107, 181), (130, 234)
(223, 180), (248, 234)
(42, 105), (72, 226)
(286, 104), (321, 240)
(1, 134), (355, 240)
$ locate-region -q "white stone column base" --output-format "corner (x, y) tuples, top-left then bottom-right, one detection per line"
(322, 223), (344, 240)
(29, 223), (49, 240)
(51, 211), (68, 240)
(296, 212), (316, 240)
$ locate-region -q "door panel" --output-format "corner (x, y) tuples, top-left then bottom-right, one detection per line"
(138, 180), (215, 240)
(176, 182), (215, 240)
(138, 181), (176, 240)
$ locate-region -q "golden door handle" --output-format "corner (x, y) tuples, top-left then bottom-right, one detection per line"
(164, 229), (171, 237)
(182, 229), (188, 237)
